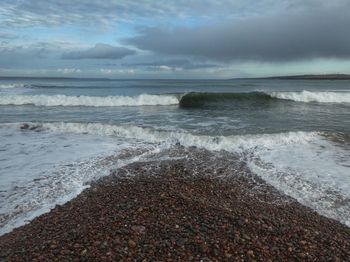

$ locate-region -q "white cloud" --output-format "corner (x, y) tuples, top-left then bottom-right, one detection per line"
(100, 68), (135, 74)
(156, 65), (183, 72)
(158, 65), (172, 71)
(100, 68), (113, 74)
(57, 68), (81, 74)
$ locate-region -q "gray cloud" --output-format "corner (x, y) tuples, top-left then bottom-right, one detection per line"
(126, 2), (350, 62)
(62, 43), (135, 60)
(0, 41), (61, 58)
(0, 32), (17, 39)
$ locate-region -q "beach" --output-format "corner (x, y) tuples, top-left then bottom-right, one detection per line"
(2, 0), (350, 260)
(1, 148), (349, 261)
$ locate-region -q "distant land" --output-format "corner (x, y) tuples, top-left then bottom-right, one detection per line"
(242, 74), (350, 80)
(0, 76), (112, 81)
(1, 74), (350, 81)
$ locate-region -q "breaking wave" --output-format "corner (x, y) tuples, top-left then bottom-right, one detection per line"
(8, 122), (320, 152)
(179, 92), (274, 107)
(0, 83), (28, 89)
(268, 90), (350, 103)
(179, 91), (350, 107)
(1, 91), (349, 107)
(0, 94), (179, 107)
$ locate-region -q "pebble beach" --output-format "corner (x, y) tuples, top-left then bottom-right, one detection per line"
(1, 148), (349, 261)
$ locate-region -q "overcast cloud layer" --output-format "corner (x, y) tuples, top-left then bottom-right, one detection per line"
(0, 0), (349, 78)
(127, 4), (350, 62)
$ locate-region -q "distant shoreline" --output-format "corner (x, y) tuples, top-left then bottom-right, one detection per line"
(234, 74), (350, 80)
(1, 74), (350, 81)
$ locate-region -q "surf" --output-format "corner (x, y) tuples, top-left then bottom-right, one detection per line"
(179, 91), (350, 107)
(0, 83), (28, 89)
(1, 91), (349, 108)
(268, 90), (350, 103)
(0, 94), (179, 107)
(3, 121), (349, 226)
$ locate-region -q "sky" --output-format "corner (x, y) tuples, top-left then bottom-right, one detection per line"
(0, 0), (350, 79)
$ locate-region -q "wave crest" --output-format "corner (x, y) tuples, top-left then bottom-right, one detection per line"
(9, 122), (320, 151)
(179, 92), (272, 107)
(0, 83), (28, 89)
(269, 90), (350, 103)
(179, 91), (350, 107)
(1, 90), (349, 108)
(0, 94), (179, 107)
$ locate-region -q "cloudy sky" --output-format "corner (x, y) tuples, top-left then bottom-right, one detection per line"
(0, 0), (350, 78)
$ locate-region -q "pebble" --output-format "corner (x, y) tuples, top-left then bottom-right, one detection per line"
(1, 152), (350, 261)
(128, 240), (137, 248)
(131, 225), (146, 234)
(247, 250), (254, 257)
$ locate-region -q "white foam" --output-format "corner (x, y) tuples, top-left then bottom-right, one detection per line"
(0, 94), (179, 107)
(5, 122), (319, 152)
(248, 136), (350, 226)
(269, 90), (350, 103)
(0, 83), (27, 89)
(0, 125), (163, 235)
(0, 148), (161, 236)
(10, 122), (349, 226)
(1, 122), (350, 231)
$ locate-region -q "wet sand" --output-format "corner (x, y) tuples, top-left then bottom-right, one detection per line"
(1, 149), (350, 261)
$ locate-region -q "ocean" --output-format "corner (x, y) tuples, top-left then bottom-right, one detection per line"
(0, 77), (349, 235)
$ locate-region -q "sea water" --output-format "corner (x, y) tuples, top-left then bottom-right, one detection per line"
(0, 77), (349, 235)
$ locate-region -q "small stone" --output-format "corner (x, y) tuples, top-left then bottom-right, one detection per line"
(201, 243), (209, 253)
(81, 249), (87, 256)
(334, 256), (341, 262)
(271, 247), (279, 253)
(176, 238), (185, 247)
(61, 249), (71, 255)
(128, 240), (137, 248)
(131, 225), (146, 234)
(298, 253), (306, 259)
(243, 234), (251, 240)
(238, 219), (245, 226)
(93, 241), (101, 246)
(225, 253), (232, 258)
(247, 250), (254, 257)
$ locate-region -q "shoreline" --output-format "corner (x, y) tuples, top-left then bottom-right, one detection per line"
(1, 149), (350, 260)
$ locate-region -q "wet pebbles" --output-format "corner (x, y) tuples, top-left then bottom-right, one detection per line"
(1, 149), (350, 261)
